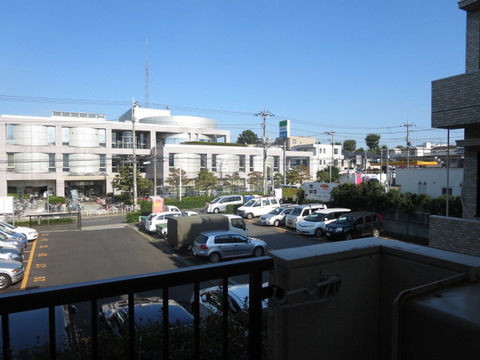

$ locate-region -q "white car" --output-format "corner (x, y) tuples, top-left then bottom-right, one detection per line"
(144, 211), (184, 233)
(295, 208), (351, 237)
(191, 283), (269, 317)
(0, 221), (38, 241)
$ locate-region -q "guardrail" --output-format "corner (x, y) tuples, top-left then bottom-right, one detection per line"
(0, 257), (274, 360)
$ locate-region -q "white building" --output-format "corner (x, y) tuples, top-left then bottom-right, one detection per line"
(0, 107), (331, 198)
(395, 168), (463, 197)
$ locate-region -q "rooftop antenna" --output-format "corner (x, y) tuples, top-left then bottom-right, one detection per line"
(145, 37), (149, 108)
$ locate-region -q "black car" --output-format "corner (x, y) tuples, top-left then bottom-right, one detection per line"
(324, 211), (384, 240)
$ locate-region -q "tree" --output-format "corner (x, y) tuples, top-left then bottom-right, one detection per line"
(194, 169), (218, 195)
(273, 173), (284, 187)
(247, 171), (263, 192)
(165, 168), (190, 198)
(316, 166), (340, 182)
(285, 165), (311, 186)
(297, 165), (312, 184)
(111, 166), (151, 203)
(343, 139), (357, 152)
(223, 172), (242, 192)
(236, 130), (260, 144)
(365, 134), (381, 151)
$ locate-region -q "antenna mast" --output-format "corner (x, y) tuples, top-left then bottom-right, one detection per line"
(145, 37), (149, 108)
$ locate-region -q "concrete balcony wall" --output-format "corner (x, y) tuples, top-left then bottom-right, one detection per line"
(268, 238), (480, 360)
(432, 72), (480, 129)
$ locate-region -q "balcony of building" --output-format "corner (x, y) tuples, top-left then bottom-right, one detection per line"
(1, 238), (480, 360)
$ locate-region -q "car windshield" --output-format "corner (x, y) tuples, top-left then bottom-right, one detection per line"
(336, 215), (356, 225)
(195, 234), (209, 244)
(243, 199), (257, 207)
(0, 222), (15, 230)
(268, 208), (283, 215)
(304, 213), (327, 222)
(210, 197), (222, 204)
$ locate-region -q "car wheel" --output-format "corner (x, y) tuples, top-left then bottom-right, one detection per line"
(253, 247), (264, 257)
(209, 252), (221, 263)
(273, 219), (280, 227)
(314, 228), (324, 237)
(345, 233), (353, 240)
(372, 228), (380, 237)
(247, 213), (254, 219)
(213, 208), (220, 214)
(0, 273), (12, 289)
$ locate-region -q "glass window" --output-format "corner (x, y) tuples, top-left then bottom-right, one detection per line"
(99, 154), (106, 172)
(212, 154), (217, 172)
(200, 154), (207, 169)
(239, 155), (245, 172)
(63, 154), (69, 172)
(169, 153), (175, 168)
(62, 127), (70, 145)
(47, 126), (55, 145)
(6, 124), (14, 144)
(7, 153), (14, 170)
(214, 235), (231, 244)
(49, 154), (56, 172)
(98, 129), (106, 147)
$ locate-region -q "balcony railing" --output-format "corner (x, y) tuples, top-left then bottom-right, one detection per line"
(0, 257), (273, 360)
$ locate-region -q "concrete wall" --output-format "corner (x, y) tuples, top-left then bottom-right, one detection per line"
(395, 168), (463, 197)
(268, 238), (480, 360)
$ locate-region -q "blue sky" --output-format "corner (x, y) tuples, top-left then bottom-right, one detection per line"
(0, 0), (467, 149)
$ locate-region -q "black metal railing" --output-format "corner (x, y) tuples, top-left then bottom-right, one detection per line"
(0, 257), (273, 360)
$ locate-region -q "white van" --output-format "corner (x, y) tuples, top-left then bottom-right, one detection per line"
(205, 195), (244, 213)
(285, 203), (328, 228)
(236, 197), (280, 219)
(144, 211), (183, 233)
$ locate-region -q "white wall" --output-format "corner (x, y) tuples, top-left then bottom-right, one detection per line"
(395, 168), (463, 196)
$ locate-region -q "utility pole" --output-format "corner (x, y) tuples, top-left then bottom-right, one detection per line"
(402, 122), (415, 169)
(132, 100), (139, 210)
(153, 146), (157, 196)
(255, 110), (274, 195)
(324, 131), (335, 183)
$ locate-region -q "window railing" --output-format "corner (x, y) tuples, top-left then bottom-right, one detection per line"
(0, 257), (273, 360)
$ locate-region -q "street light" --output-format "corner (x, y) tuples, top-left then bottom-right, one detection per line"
(324, 131), (335, 183)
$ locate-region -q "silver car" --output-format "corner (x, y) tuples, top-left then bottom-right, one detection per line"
(0, 248), (23, 263)
(0, 233), (25, 253)
(259, 206), (294, 227)
(0, 259), (25, 289)
(192, 230), (268, 263)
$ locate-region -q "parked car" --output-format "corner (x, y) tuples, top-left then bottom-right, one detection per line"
(0, 259), (25, 289)
(236, 197), (280, 219)
(155, 211), (199, 237)
(296, 208), (351, 237)
(139, 205), (181, 230)
(191, 283), (269, 317)
(192, 230), (268, 263)
(0, 227), (28, 249)
(0, 247), (23, 263)
(99, 296), (194, 335)
(259, 206), (294, 227)
(0, 233), (26, 253)
(324, 211), (384, 240)
(143, 211), (184, 233)
(284, 203), (328, 229)
(205, 195), (244, 214)
(0, 221), (38, 241)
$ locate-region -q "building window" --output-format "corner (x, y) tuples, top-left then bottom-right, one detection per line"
(334, 148), (339, 155)
(212, 154), (218, 172)
(99, 154), (106, 172)
(62, 127), (70, 145)
(442, 187), (452, 196)
(250, 155), (255, 171)
(47, 126), (55, 145)
(200, 154), (207, 169)
(6, 125), (14, 144)
(169, 153), (175, 168)
(7, 153), (14, 171)
(49, 154), (56, 172)
(239, 155), (245, 172)
(63, 154), (69, 172)
(99, 129), (106, 147)
(273, 156), (280, 172)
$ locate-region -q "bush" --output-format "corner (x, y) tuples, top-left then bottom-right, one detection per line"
(48, 196), (66, 205)
(127, 212), (142, 223)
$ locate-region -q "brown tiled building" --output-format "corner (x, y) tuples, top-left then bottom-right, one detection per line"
(431, 0), (480, 255)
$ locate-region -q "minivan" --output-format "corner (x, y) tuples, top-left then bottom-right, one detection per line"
(236, 197), (280, 219)
(325, 211), (384, 240)
(285, 203), (328, 228)
(205, 195), (244, 214)
(296, 208), (351, 237)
